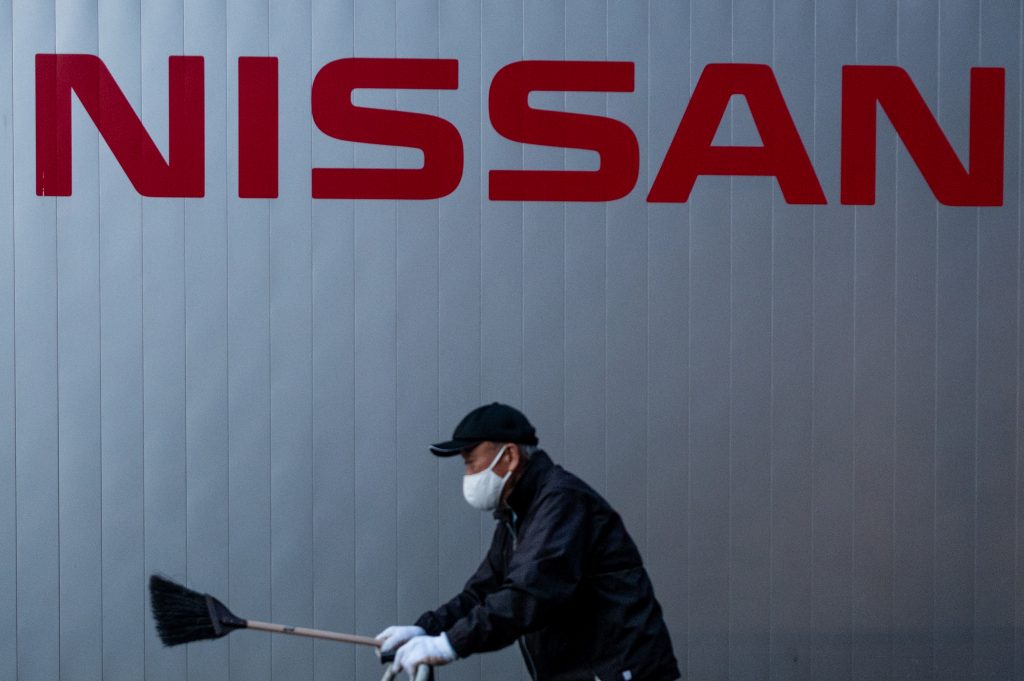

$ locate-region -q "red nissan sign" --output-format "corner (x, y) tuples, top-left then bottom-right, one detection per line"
(35, 55), (1005, 206)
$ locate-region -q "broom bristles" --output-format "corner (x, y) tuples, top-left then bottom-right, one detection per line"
(149, 574), (233, 646)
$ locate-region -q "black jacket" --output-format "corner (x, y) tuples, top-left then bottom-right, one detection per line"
(415, 450), (680, 681)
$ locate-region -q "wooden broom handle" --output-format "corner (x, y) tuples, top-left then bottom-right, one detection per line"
(245, 620), (381, 647)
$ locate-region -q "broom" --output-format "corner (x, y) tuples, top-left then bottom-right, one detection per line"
(149, 573), (382, 649)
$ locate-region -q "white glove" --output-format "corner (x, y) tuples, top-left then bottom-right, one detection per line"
(375, 625), (426, 655)
(392, 633), (457, 676)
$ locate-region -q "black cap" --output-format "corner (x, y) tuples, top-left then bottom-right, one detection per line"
(430, 403), (538, 456)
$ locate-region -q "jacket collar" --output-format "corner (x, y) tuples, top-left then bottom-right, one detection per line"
(493, 449), (554, 521)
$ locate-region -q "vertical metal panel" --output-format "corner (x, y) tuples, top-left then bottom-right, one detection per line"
(975, 3), (1019, 679)
(98, 0), (146, 678)
(522, 0), (565, 470)
(811, 3), (856, 680)
(55, 0), (102, 677)
(480, 0), (523, 416)
(1018, 6), (1024, 670)
(269, 0), (314, 679)
(479, 3), (527, 678)
(184, 1), (229, 681)
(769, 2), (815, 679)
(727, 2), (773, 679)
(0, 0), (15, 673)
(433, 5), (481, 681)
(225, 0), (272, 680)
(436, 1), (484, 679)
(394, 0), (441, 667)
(519, 7), (566, 679)
(934, 3), (980, 680)
(686, 1), (732, 678)
(140, 3), (187, 681)
(1018, 11), (1024, 669)
(563, 0), (606, 492)
(646, 0), (689, 673)
(851, 3), (897, 680)
(310, 2), (356, 681)
(893, 3), (939, 679)
(606, 0), (649, 557)
(351, 3), (397, 680)
(13, 1), (58, 681)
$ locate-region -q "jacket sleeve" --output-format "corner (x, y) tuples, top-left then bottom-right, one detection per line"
(413, 524), (506, 636)
(441, 488), (588, 658)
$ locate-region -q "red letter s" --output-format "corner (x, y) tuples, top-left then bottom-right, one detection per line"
(311, 58), (462, 200)
(488, 60), (639, 202)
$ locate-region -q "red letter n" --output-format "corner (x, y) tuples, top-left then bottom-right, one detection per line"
(36, 53), (204, 197)
(841, 66), (1004, 206)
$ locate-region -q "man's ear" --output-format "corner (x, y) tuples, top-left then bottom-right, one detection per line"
(506, 443), (523, 473)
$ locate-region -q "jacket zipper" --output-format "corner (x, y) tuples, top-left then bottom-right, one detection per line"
(505, 519), (539, 681)
(519, 639), (539, 681)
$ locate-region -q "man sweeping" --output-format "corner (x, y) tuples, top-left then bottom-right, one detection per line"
(377, 403), (680, 681)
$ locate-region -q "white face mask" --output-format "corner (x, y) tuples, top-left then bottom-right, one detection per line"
(463, 444), (511, 511)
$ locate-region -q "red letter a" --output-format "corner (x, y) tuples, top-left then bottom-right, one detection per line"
(841, 66), (1004, 206)
(36, 53), (204, 197)
(648, 63), (825, 204)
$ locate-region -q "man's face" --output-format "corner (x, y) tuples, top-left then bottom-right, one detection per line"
(461, 441), (514, 477)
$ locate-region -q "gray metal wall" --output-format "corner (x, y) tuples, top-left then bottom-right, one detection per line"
(1, 1), (1021, 681)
